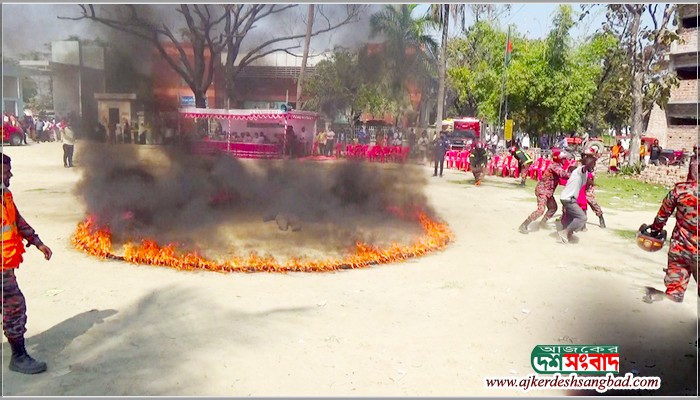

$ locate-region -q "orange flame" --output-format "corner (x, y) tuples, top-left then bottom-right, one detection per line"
(71, 210), (452, 273)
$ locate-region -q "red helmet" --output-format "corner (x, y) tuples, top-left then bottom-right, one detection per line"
(509, 146), (517, 154)
(475, 141), (484, 149)
(582, 147), (599, 157)
(636, 224), (667, 252)
(556, 151), (571, 162)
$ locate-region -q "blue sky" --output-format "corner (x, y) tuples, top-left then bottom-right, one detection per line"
(413, 3), (609, 41)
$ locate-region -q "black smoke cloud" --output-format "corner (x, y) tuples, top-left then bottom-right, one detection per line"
(75, 143), (435, 261)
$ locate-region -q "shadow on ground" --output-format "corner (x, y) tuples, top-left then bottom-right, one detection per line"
(2, 285), (312, 396)
(562, 279), (697, 396)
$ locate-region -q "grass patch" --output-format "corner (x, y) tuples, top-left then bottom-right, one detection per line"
(581, 175), (667, 211)
(613, 228), (638, 241)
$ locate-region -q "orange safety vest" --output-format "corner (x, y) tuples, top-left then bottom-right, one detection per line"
(2, 191), (26, 270)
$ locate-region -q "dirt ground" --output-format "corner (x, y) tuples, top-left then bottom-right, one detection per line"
(1, 142), (697, 396)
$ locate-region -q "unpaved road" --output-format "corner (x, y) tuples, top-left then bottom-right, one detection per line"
(2, 142), (697, 396)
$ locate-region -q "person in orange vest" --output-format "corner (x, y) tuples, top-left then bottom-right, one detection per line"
(2, 153), (53, 374)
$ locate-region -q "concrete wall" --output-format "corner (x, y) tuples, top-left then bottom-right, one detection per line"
(52, 69), (81, 119)
(2, 63), (23, 115)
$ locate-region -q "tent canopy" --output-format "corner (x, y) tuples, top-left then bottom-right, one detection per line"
(179, 107), (318, 121)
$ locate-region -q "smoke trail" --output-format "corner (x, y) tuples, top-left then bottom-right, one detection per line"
(75, 143), (434, 260)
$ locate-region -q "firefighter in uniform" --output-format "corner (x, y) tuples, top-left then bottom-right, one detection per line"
(510, 146), (533, 185)
(646, 155), (698, 303)
(518, 149), (572, 233)
(469, 141), (489, 185)
(583, 170), (606, 229)
(2, 153), (53, 374)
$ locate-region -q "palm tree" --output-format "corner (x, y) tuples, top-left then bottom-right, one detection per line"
(370, 5), (437, 125)
(429, 4), (466, 128)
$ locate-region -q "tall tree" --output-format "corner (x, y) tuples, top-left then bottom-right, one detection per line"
(62, 4), (227, 108)
(63, 4), (361, 108)
(295, 4), (315, 106)
(600, 4), (677, 163)
(429, 4), (465, 129)
(447, 21), (506, 121)
(370, 5), (437, 126)
(222, 5), (361, 106)
(303, 49), (388, 135)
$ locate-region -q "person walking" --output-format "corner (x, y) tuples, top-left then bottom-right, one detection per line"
(1, 153), (53, 374)
(61, 120), (75, 168)
(644, 156), (698, 303)
(469, 141), (489, 185)
(557, 148), (598, 243)
(510, 146), (534, 185)
(433, 131), (450, 177)
(518, 149), (572, 233)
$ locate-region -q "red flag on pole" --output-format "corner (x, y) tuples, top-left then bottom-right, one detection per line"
(505, 26), (513, 65)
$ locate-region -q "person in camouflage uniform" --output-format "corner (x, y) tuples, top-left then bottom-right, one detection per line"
(518, 149), (572, 234)
(579, 171), (606, 231)
(585, 172), (605, 227)
(648, 156), (698, 303)
(2, 153), (53, 374)
(469, 141), (489, 186)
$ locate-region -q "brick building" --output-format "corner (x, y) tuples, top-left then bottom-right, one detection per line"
(151, 42), (428, 129)
(646, 4), (699, 150)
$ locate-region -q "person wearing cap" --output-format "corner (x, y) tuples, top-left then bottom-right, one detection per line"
(509, 145), (533, 185)
(518, 148), (572, 233)
(644, 155), (698, 303)
(1, 153), (53, 374)
(557, 147), (598, 243)
(469, 141), (489, 185)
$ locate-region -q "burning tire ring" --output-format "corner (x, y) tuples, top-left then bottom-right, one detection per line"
(71, 211), (452, 273)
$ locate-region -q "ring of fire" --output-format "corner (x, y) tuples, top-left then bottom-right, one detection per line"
(71, 210), (452, 273)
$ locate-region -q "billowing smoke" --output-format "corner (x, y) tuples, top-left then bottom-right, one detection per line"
(75, 143), (434, 261)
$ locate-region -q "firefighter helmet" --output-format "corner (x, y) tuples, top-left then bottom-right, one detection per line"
(582, 146), (599, 157)
(636, 224), (667, 253)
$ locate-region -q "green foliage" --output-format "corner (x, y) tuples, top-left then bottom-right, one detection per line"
(582, 33), (631, 134)
(618, 161), (646, 176)
(370, 4), (437, 102)
(304, 49), (392, 124)
(445, 5), (614, 138)
(447, 21), (508, 120)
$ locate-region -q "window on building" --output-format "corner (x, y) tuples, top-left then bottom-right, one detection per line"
(669, 117), (699, 126)
(681, 16), (698, 29)
(676, 67), (698, 80)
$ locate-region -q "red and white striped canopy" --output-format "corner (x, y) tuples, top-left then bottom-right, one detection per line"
(179, 108), (319, 121)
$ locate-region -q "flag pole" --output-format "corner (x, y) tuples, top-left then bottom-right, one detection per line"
(497, 25), (511, 144)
